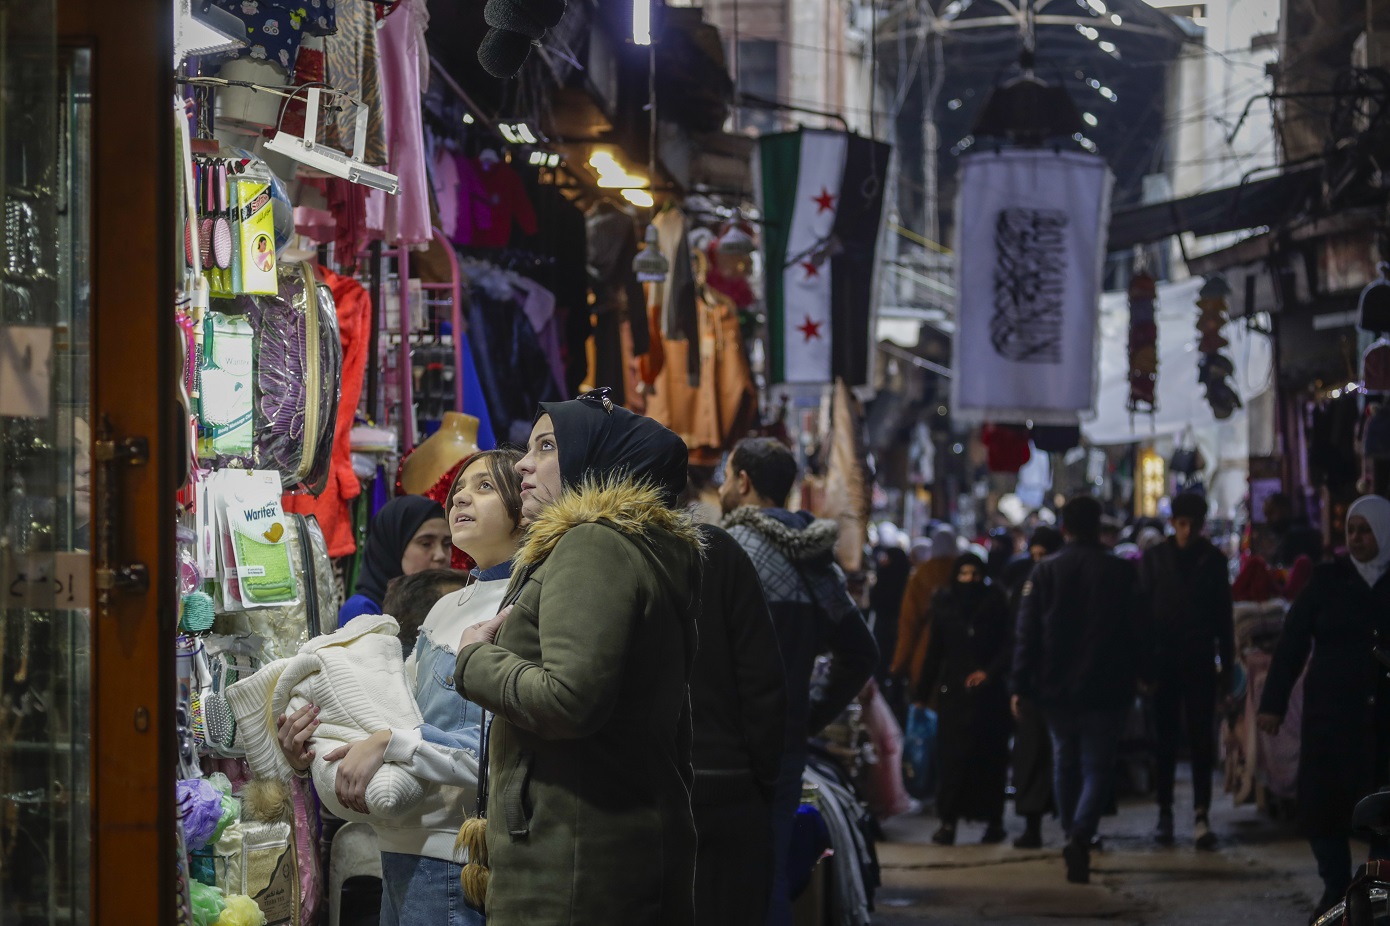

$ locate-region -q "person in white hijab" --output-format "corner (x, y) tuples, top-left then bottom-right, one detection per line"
(1256, 493), (1390, 920)
(1346, 494), (1390, 587)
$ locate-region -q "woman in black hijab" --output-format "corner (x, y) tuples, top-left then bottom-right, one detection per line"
(338, 495), (451, 626)
(917, 553), (1015, 845)
(454, 390), (704, 926)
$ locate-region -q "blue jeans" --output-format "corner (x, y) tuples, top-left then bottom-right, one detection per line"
(1044, 708), (1127, 844)
(379, 852), (486, 926)
(766, 750), (806, 926)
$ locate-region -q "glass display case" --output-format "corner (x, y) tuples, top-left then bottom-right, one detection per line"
(0, 2), (93, 922)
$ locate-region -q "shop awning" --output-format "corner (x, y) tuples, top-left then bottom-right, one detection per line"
(1106, 165), (1321, 251)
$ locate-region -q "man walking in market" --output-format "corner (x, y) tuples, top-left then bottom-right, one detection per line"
(1011, 495), (1143, 884)
(719, 436), (878, 926)
(1138, 492), (1233, 850)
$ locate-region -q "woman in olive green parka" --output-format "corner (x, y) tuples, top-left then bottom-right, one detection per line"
(456, 392), (703, 926)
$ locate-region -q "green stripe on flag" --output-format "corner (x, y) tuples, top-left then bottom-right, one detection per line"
(758, 131), (802, 384)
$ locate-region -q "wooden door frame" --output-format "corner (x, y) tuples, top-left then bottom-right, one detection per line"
(58, 1), (176, 921)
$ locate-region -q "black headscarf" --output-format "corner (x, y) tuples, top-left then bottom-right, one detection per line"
(355, 496), (446, 606)
(1029, 526), (1064, 556)
(952, 552), (988, 606)
(538, 390), (688, 506)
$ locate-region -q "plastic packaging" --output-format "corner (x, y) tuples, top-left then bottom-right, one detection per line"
(209, 262), (342, 494)
(207, 469), (299, 610)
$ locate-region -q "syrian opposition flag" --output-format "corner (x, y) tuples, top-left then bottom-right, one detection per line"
(757, 129), (890, 386)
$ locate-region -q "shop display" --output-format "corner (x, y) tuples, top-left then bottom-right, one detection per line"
(1127, 270), (1158, 412)
(1195, 275), (1242, 420)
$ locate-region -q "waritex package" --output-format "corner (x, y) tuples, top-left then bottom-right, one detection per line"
(205, 469), (300, 610)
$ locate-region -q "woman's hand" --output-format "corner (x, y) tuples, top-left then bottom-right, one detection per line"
(965, 670), (988, 689)
(322, 730), (393, 815)
(275, 704), (320, 773)
(1256, 712), (1283, 736)
(460, 605), (513, 650)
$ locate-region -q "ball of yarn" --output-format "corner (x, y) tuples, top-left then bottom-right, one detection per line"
(189, 881), (226, 926)
(214, 895), (266, 926)
(178, 778), (227, 852)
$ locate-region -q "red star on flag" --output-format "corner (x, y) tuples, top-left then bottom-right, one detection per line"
(813, 187), (836, 214)
(797, 315), (824, 341)
(801, 260), (820, 278)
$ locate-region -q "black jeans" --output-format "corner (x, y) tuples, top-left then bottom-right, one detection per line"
(693, 785), (774, 926)
(1153, 662), (1217, 812)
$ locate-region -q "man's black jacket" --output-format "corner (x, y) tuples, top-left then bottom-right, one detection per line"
(1011, 540), (1143, 712)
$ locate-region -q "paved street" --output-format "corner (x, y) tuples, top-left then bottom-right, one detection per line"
(873, 777), (1327, 924)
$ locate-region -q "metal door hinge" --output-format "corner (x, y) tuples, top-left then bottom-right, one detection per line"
(94, 436), (149, 466)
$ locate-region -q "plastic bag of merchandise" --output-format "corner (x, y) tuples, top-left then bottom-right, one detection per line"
(208, 260), (342, 495)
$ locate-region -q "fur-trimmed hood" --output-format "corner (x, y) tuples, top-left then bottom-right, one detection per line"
(722, 505), (839, 564)
(517, 476), (705, 568)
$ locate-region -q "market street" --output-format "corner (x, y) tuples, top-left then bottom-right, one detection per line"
(875, 777), (1323, 924)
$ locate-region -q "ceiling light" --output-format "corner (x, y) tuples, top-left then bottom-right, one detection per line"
(1083, 111), (1098, 125)
(1086, 0), (1107, 12)
(515, 123), (538, 144)
(462, 113), (476, 125)
(174, 0), (247, 68)
(1110, 13), (1123, 24)
(590, 149), (647, 189)
(633, 0), (652, 45)
(1098, 40), (1118, 54)
(622, 189), (655, 208)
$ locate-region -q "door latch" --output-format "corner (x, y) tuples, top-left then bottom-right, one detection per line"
(94, 419), (151, 609)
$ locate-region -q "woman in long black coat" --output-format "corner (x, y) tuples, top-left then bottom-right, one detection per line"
(916, 553), (1014, 845)
(1003, 527), (1064, 848)
(1259, 494), (1390, 922)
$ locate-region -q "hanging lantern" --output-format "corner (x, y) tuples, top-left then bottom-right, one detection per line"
(632, 224), (669, 283)
(1196, 275), (1242, 420)
(1127, 271), (1158, 413)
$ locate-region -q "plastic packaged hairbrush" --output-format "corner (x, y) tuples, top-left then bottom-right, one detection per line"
(209, 262), (342, 493)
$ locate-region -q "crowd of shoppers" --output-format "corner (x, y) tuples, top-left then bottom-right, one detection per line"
(265, 388), (1390, 925)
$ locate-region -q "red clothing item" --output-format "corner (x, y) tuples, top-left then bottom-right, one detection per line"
(284, 267), (373, 557)
(452, 156), (538, 248)
(981, 423), (1032, 474)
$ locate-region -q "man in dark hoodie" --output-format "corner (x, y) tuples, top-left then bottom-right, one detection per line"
(719, 437), (878, 926)
(689, 521), (789, 925)
(1138, 492), (1233, 850)
(1012, 495), (1142, 885)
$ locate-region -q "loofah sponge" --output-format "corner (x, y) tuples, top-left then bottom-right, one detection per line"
(214, 894), (266, 926)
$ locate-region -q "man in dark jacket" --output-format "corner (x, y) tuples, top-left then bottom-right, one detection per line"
(690, 523), (789, 925)
(1138, 492), (1233, 850)
(720, 437), (878, 926)
(1011, 495), (1142, 885)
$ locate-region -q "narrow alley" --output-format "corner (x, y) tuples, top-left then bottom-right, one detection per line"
(874, 779), (1324, 924)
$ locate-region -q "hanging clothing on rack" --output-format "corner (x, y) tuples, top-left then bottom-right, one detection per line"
(285, 267), (374, 557)
(452, 155), (538, 248)
(323, 0), (388, 166)
(644, 287), (757, 466)
(586, 201), (647, 406)
(652, 205), (699, 387)
(431, 146), (461, 240)
(372, 0), (433, 246)
(460, 259), (562, 443)
(513, 276), (567, 395)
(506, 181), (590, 395)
